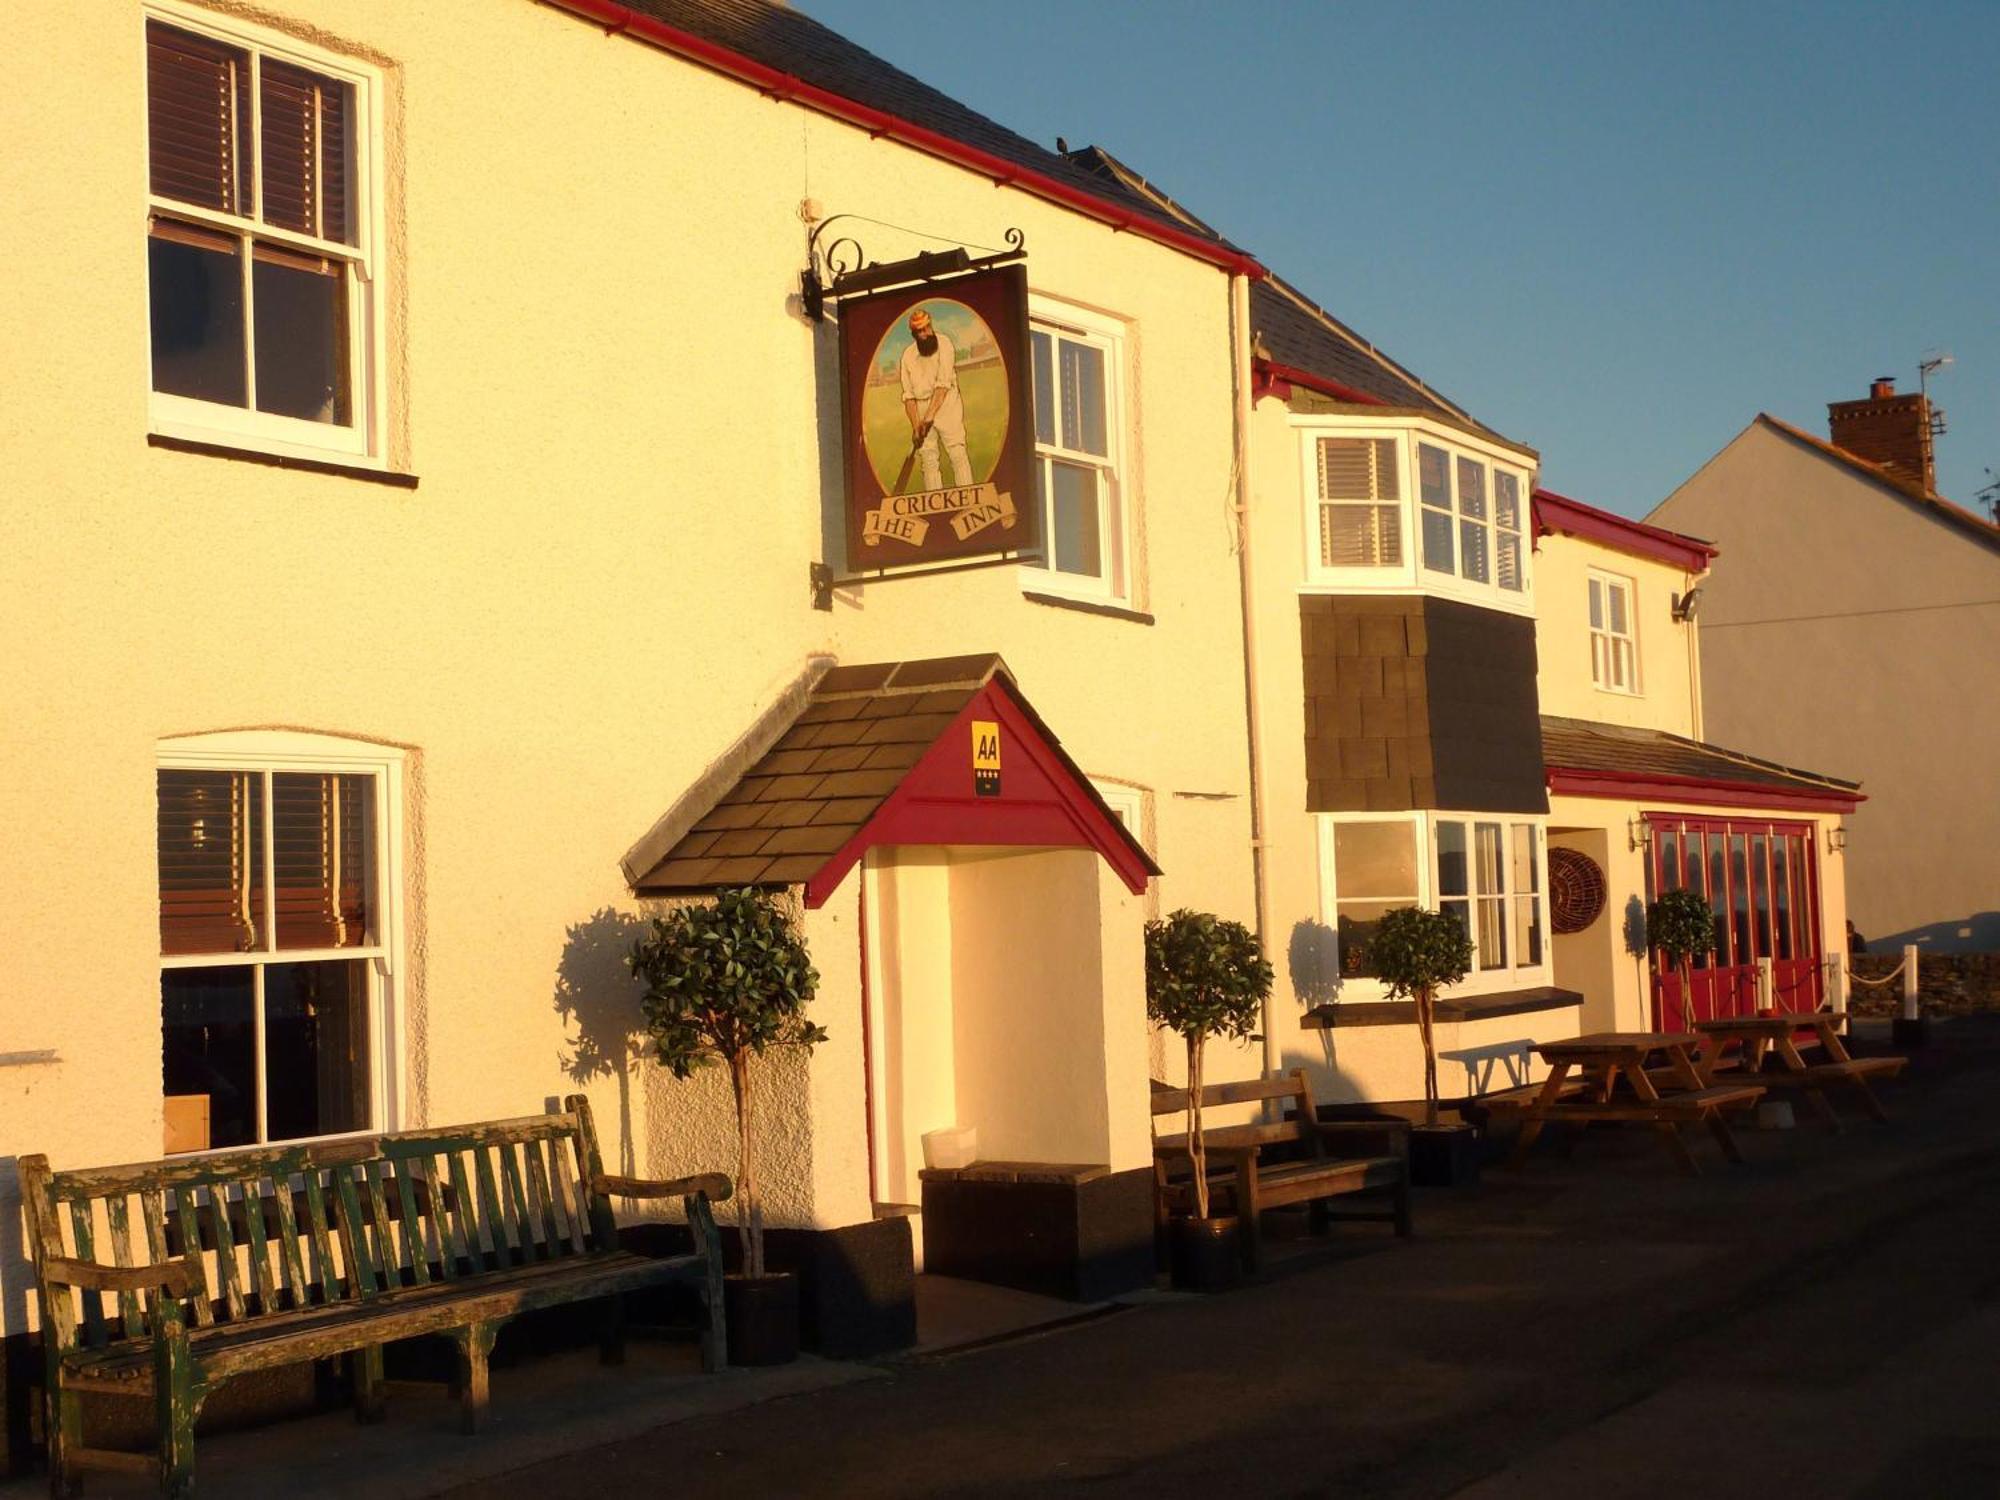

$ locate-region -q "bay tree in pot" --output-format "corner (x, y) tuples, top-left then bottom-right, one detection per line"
(1145, 908), (1273, 1291)
(630, 887), (825, 1365)
(1646, 887), (1716, 1029)
(1369, 906), (1477, 1186)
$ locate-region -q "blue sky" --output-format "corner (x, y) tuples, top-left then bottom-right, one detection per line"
(804, 0), (2000, 520)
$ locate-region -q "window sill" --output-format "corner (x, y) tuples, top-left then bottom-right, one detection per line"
(149, 433), (419, 489)
(1592, 684), (1643, 699)
(1300, 985), (1582, 1029)
(1022, 589), (1153, 625)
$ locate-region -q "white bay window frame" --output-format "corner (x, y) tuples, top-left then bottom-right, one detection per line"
(158, 730), (406, 1151)
(144, 2), (387, 466)
(1296, 417), (1535, 615)
(1315, 810), (1550, 1001)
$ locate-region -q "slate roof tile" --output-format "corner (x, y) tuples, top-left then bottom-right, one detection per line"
(1541, 716), (1860, 795)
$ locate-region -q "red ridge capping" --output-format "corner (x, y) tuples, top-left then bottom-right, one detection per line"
(804, 677), (1158, 908)
(542, 0), (1267, 281)
(1532, 488), (1718, 574)
(1546, 766), (1862, 815)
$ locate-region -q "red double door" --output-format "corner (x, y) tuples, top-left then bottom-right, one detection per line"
(1645, 815), (1824, 1031)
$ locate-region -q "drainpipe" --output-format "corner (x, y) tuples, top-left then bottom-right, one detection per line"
(1685, 568), (1706, 741)
(1229, 271), (1276, 1081)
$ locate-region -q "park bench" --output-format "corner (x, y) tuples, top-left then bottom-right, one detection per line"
(1152, 1069), (1411, 1270)
(20, 1095), (729, 1498)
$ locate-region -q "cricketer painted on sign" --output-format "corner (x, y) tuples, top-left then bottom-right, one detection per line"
(899, 308), (972, 491)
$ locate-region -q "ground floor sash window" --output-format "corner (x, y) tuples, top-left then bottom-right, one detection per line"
(157, 735), (401, 1152)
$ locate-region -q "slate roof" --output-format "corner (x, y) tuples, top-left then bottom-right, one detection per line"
(1754, 415), (2000, 556)
(630, 654), (1010, 892)
(1541, 715), (1861, 799)
(602, 2), (1240, 253)
(1063, 144), (1518, 443)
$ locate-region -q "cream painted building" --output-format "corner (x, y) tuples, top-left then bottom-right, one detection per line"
(0, 0), (1266, 1434)
(1651, 395), (2000, 952)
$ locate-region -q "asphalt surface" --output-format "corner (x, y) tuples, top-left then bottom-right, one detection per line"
(437, 1018), (2000, 1499)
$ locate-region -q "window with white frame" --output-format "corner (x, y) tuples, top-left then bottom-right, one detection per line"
(145, 8), (382, 461)
(1418, 440), (1527, 595)
(1316, 437), (1403, 570)
(158, 735), (401, 1152)
(1025, 306), (1126, 599)
(1588, 570), (1639, 693)
(1319, 812), (1547, 991)
(1434, 818), (1544, 973)
(1090, 779), (1146, 843)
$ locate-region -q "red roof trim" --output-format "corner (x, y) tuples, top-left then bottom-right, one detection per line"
(1546, 766), (1861, 814)
(543, 1), (1267, 281)
(1532, 488), (1718, 573)
(1251, 358), (1388, 408)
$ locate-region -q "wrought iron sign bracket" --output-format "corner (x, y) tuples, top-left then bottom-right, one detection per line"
(801, 219), (1026, 321)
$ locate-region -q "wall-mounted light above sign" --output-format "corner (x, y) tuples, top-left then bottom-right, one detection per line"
(837, 261), (1039, 572)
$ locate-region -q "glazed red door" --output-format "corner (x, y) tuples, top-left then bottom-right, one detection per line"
(1647, 817), (1822, 1031)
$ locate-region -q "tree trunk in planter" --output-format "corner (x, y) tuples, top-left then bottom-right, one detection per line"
(1185, 1030), (1209, 1220)
(729, 1050), (764, 1279)
(1416, 985), (1439, 1129)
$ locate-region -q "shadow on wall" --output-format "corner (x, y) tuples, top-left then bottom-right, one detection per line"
(1288, 918), (1340, 1009)
(1873, 912), (2000, 954)
(552, 907), (652, 1178)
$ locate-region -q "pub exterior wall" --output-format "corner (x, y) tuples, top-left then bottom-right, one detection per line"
(0, 0), (1250, 1337)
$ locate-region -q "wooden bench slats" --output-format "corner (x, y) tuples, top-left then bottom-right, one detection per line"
(140, 1190), (173, 1327)
(498, 1143), (535, 1265)
(271, 1177), (308, 1309)
(442, 1151), (479, 1274)
(523, 1141), (560, 1259)
(209, 1184), (248, 1322)
(241, 1182), (278, 1314)
(361, 1159), (398, 1287)
(103, 1194), (146, 1338)
(68, 1199), (107, 1349)
(553, 1141), (588, 1258)
(301, 1170), (339, 1304)
(472, 1145), (511, 1270)
(173, 1187), (215, 1327)
(390, 1159), (430, 1287)
(331, 1165), (379, 1298)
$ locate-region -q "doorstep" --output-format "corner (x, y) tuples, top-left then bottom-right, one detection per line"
(0, 1340), (877, 1500)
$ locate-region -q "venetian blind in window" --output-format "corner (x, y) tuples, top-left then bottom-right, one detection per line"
(259, 59), (354, 244)
(147, 20), (250, 214)
(272, 773), (372, 949)
(1317, 437), (1402, 567)
(158, 769), (264, 954)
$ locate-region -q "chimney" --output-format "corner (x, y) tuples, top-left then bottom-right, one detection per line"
(1827, 375), (1935, 492)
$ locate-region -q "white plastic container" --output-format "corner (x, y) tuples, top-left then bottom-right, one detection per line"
(922, 1125), (978, 1170)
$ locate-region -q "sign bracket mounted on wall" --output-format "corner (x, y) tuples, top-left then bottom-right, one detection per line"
(801, 220), (1027, 321)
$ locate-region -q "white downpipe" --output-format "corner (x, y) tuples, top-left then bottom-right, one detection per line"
(1228, 270), (1275, 1083)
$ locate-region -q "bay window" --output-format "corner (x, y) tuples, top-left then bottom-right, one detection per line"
(1318, 811), (1548, 995)
(1300, 422), (1532, 609)
(146, 6), (382, 461)
(158, 734), (402, 1153)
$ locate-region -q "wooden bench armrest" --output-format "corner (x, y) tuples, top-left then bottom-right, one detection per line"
(594, 1171), (734, 1203)
(43, 1254), (196, 1298)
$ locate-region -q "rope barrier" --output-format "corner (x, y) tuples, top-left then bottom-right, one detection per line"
(1844, 961), (1909, 990)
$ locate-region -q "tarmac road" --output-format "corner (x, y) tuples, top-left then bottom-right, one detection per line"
(436, 1019), (2000, 1499)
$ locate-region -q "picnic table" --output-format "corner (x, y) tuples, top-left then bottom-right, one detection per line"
(1693, 1011), (1907, 1128)
(1499, 1032), (1765, 1175)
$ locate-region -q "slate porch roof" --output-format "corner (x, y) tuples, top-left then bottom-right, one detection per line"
(628, 653), (1157, 893)
(1541, 715), (1862, 801)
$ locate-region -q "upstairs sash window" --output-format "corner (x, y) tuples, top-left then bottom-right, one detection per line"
(146, 12), (377, 457)
(1589, 570), (1639, 693)
(1024, 306), (1127, 601)
(1317, 437), (1403, 569)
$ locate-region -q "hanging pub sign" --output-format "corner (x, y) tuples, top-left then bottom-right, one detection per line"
(839, 262), (1038, 568)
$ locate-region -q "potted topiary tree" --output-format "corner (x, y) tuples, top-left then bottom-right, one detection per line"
(1144, 908), (1273, 1291)
(1646, 887), (1716, 1029)
(629, 887), (825, 1365)
(1369, 906), (1477, 1185)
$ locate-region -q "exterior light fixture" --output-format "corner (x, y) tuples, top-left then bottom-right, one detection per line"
(1827, 825), (1849, 854)
(1671, 588), (1703, 623)
(1628, 817), (1653, 852)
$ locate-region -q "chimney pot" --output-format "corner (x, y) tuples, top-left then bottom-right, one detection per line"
(1870, 376), (1896, 400)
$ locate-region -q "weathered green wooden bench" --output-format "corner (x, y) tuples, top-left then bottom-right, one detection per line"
(19, 1095), (728, 1498)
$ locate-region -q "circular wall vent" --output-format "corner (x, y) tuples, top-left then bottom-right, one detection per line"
(1549, 847), (1608, 934)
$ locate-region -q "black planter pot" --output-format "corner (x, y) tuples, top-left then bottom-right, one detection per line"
(1168, 1216), (1242, 1293)
(724, 1272), (800, 1366)
(1892, 1016), (1931, 1047)
(1410, 1123), (1481, 1187)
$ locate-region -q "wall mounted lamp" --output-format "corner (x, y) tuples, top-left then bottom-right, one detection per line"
(1628, 817), (1653, 852)
(1671, 587), (1704, 623)
(1827, 825), (1849, 854)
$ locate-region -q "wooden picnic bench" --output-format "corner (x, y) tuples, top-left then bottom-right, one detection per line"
(20, 1096), (730, 1498)
(1493, 1033), (1765, 1175)
(1152, 1069), (1411, 1270)
(1694, 1011), (1907, 1127)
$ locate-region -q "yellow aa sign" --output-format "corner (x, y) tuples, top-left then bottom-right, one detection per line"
(972, 719), (1001, 797)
